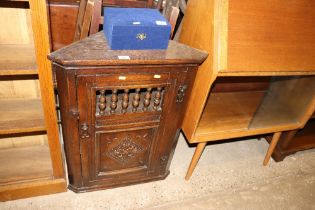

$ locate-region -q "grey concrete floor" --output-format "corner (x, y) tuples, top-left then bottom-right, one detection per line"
(1, 133), (315, 210)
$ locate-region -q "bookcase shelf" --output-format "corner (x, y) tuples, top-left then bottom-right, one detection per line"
(0, 44), (37, 76)
(195, 91), (265, 141)
(194, 76), (315, 142)
(0, 99), (45, 135)
(0, 0), (66, 201)
(0, 145), (52, 185)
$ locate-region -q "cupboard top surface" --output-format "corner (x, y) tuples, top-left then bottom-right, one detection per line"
(49, 32), (208, 67)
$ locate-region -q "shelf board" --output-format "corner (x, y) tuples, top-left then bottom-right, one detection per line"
(0, 99), (46, 135)
(194, 91), (300, 142)
(0, 44), (37, 76)
(195, 92), (265, 141)
(0, 145), (52, 185)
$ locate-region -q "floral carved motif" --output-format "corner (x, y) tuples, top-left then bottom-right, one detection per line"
(107, 136), (144, 164)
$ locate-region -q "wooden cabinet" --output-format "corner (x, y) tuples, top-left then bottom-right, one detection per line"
(49, 32), (207, 192)
(0, 0), (66, 201)
(179, 0), (315, 179)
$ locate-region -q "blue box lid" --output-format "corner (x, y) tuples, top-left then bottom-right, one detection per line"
(104, 8), (171, 50)
(104, 8), (171, 28)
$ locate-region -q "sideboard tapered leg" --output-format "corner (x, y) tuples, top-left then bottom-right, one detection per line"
(263, 132), (282, 166)
(185, 142), (207, 180)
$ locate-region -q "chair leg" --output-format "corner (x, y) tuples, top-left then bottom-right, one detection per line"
(263, 132), (282, 166)
(185, 142), (207, 180)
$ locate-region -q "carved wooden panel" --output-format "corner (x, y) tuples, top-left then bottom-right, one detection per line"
(95, 127), (156, 177)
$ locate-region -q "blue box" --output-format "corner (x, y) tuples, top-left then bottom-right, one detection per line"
(103, 8), (171, 50)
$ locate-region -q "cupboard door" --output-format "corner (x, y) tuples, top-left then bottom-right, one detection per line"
(76, 71), (177, 184)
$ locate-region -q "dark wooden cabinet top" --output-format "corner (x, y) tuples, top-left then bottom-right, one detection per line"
(48, 32), (208, 67)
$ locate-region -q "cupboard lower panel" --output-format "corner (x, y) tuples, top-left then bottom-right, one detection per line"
(68, 171), (169, 193)
(93, 127), (157, 179)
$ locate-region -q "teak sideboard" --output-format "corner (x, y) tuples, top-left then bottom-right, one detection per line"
(179, 0), (315, 179)
(49, 32), (207, 192)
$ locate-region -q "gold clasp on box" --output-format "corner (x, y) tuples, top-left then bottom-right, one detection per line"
(136, 33), (147, 40)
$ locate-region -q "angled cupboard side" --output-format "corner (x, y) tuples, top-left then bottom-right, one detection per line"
(0, 0), (66, 201)
(179, 0), (315, 179)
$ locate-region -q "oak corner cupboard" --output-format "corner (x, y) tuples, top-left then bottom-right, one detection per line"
(49, 32), (207, 192)
(0, 0), (66, 201)
(179, 0), (315, 180)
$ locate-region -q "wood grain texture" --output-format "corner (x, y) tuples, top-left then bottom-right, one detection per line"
(193, 82), (315, 143)
(250, 76), (315, 129)
(179, 0), (217, 140)
(0, 7), (32, 45)
(227, 0), (315, 72)
(0, 135), (46, 149)
(0, 178), (66, 201)
(185, 142), (206, 180)
(5, 0), (30, 2)
(53, 31), (204, 191)
(0, 99), (45, 135)
(268, 119), (315, 162)
(29, 0), (65, 178)
(0, 145), (52, 184)
(0, 78), (40, 99)
(263, 132), (282, 166)
(49, 3), (78, 51)
(49, 32), (208, 66)
(179, 0), (315, 143)
(178, 0), (315, 179)
(79, 0), (94, 40)
(212, 77), (271, 93)
(89, 0), (102, 35)
(0, 44), (37, 75)
(195, 91), (265, 141)
(49, 0), (153, 7)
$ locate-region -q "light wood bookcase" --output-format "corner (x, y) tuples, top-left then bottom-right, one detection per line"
(179, 0), (315, 180)
(0, 0), (66, 201)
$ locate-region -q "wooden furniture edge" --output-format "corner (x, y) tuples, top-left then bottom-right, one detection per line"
(29, 0), (65, 179)
(192, 123), (303, 143)
(218, 71), (315, 76)
(179, 0), (218, 140)
(0, 178), (67, 201)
